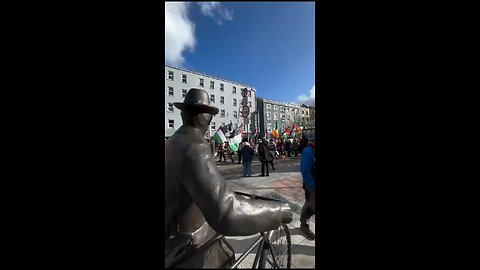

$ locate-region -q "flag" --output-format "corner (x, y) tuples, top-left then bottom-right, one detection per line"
(281, 127), (290, 142)
(291, 123), (298, 139)
(228, 132), (243, 152)
(213, 127), (227, 144)
(271, 122), (280, 138)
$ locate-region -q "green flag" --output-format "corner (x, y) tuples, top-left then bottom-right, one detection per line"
(213, 128), (227, 144)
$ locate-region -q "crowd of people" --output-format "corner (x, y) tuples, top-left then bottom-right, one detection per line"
(206, 135), (311, 178)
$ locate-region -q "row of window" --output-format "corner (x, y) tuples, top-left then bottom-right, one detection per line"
(167, 103), (242, 118)
(167, 71), (252, 96)
(266, 112), (293, 121)
(167, 119), (238, 131)
(167, 87), (251, 107)
(265, 104), (308, 115)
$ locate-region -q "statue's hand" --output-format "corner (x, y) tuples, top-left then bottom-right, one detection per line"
(280, 204), (293, 224)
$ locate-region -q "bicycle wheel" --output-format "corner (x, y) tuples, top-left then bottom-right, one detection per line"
(258, 225), (292, 269)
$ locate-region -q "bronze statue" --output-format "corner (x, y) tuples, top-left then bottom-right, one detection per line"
(165, 88), (293, 268)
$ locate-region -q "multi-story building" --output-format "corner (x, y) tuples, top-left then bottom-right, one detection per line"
(256, 98), (311, 138)
(165, 65), (257, 138)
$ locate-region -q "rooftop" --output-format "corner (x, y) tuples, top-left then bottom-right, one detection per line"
(165, 64), (256, 92)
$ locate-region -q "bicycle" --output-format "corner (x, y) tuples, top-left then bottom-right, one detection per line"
(229, 191), (292, 269)
(166, 191), (292, 269)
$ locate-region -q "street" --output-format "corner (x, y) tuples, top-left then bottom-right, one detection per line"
(216, 156), (316, 268)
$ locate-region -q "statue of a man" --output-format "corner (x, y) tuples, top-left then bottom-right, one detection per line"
(165, 88), (292, 268)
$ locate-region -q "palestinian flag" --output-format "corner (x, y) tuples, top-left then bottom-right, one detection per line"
(228, 132), (243, 152)
(281, 127), (290, 142)
(213, 127), (227, 144)
(271, 122), (280, 138)
(291, 123), (302, 139)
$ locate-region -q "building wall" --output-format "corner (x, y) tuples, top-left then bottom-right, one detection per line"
(165, 65), (257, 138)
(256, 98), (311, 138)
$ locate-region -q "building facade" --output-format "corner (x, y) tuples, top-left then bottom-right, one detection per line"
(256, 98), (312, 138)
(165, 65), (257, 138)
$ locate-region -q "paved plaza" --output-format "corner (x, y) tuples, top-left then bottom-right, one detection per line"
(217, 157), (316, 268)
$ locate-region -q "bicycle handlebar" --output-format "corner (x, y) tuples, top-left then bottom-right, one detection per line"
(234, 191), (285, 203)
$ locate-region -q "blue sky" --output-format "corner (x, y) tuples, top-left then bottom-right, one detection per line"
(165, 2), (315, 105)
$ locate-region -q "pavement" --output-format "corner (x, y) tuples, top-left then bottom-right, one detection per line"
(215, 156), (316, 268)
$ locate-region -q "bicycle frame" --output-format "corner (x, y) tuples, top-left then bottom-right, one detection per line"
(230, 230), (279, 269)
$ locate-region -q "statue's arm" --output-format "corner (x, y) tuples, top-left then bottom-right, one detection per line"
(182, 144), (291, 236)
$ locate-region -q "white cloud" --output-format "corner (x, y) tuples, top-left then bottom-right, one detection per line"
(197, 2), (234, 25)
(165, 2), (196, 67)
(297, 85), (315, 106)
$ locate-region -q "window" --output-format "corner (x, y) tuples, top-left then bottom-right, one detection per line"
(273, 105), (277, 111)
(168, 71), (174, 80)
(266, 104), (271, 110)
(274, 113), (278, 120)
(233, 98), (237, 106)
(280, 107), (285, 112)
(281, 114), (285, 121)
(167, 103), (174, 112)
(199, 78), (204, 87)
(211, 122), (215, 130)
(168, 119), (174, 129)
(220, 96), (224, 104)
(306, 111), (309, 115)
(182, 89), (187, 97)
(248, 90), (252, 97)
(168, 87), (174, 97)
(267, 123), (272, 132)
(233, 111), (238, 119)
(248, 101), (252, 108)
(210, 81), (214, 89)
(232, 86), (236, 94)
(267, 112), (271, 120)
(287, 115), (290, 120)
(182, 74), (187, 83)
(210, 94), (215, 103)
(220, 83), (224, 91)
(221, 109), (225, 118)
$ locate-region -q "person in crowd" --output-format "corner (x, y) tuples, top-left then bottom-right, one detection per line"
(224, 141), (235, 163)
(285, 139), (292, 157)
(217, 142), (226, 162)
(299, 139), (316, 240)
(292, 138), (299, 156)
(240, 142), (255, 177)
(258, 141), (272, 177)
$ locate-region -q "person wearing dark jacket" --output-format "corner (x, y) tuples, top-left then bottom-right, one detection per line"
(165, 89), (292, 268)
(292, 139), (299, 156)
(285, 139), (292, 157)
(258, 141), (272, 177)
(240, 142), (255, 177)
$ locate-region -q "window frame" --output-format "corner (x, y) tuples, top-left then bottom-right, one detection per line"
(210, 94), (215, 103)
(182, 74), (187, 84)
(168, 71), (174, 80)
(210, 81), (214, 89)
(168, 119), (174, 129)
(199, 78), (204, 87)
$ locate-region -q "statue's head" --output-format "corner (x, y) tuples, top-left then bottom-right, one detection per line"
(174, 88), (219, 135)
